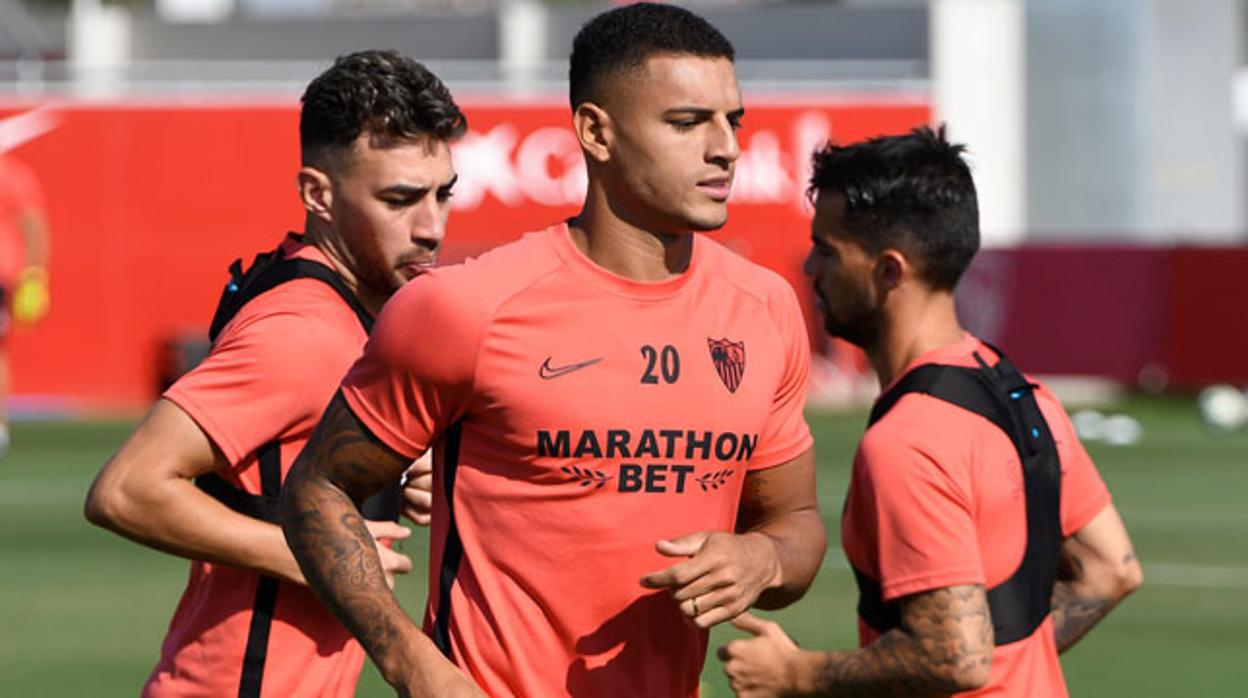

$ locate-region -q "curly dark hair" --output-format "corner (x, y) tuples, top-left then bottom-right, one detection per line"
(300, 49), (466, 170)
(808, 125), (980, 291)
(569, 2), (734, 110)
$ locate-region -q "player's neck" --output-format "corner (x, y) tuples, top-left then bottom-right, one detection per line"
(869, 291), (965, 388)
(302, 218), (387, 315)
(568, 188), (694, 282)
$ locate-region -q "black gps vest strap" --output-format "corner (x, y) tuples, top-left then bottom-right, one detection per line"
(853, 347), (1063, 646)
(208, 254), (374, 343)
(237, 441), (282, 698)
(189, 245), (402, 696)
(195, 246), (401, 524)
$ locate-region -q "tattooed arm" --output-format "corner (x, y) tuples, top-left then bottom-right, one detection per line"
(640, 448), (826, 627)
(280, 392), (483, 698)
(720, 584), (993, 697)
(1051, 503), (1142, 653)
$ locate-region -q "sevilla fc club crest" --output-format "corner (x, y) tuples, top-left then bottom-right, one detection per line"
(707, 337), (746, 393)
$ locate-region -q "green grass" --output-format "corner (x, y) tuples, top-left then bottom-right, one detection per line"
(2, 396), (1245, 696)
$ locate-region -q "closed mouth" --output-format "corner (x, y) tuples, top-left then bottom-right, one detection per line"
(697, 177), (733, 200)
(400, 260), (436, 276)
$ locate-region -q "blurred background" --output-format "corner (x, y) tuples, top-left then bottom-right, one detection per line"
(0, 0), (1245, 696)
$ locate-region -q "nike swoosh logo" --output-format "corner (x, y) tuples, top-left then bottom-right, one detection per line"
(539, 356), (603, 380)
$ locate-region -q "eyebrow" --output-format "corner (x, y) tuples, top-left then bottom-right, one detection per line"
(662, 107), (746, 120)
(379, 174), (458, 197)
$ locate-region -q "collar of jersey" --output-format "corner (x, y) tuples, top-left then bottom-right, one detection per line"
(881, 332), (990, 394)
(546, 221), (702, 301)
(282, 231), (336, 268)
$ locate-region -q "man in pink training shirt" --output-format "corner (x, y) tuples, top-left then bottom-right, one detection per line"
(281, 4), (828, 697)
(719, 127), (1142, 697)
(85, 50), (460, 697)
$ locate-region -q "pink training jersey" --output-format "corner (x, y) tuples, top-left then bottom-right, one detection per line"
(155, 235), (370, 698)
(342, 222), (813, 697)
(842, 334), (1111, 698)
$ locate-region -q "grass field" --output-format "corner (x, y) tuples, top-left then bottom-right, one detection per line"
(2, 396), (1246, 696)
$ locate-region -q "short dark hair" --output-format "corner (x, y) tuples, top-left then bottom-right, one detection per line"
(300, 49), (466, 170)
(808, 125), (980, 291)
(569, 2), (735, 110)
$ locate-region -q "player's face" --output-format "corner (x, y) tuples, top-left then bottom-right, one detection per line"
(605, 54), (743, 233)
(330, 134), (457, 299)
(804, 191), (884, 348)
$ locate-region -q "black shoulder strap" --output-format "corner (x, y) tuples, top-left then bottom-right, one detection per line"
(209, 250), (373, 343)
(868, 361), (1017, 439)
(197, 246), (401, 525)
(855, 348), (1063, 646)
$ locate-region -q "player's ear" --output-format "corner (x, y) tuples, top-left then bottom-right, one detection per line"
(876, 249), (906, 290)
(573, 101), (612, 164)
(298, 165), (334, 223)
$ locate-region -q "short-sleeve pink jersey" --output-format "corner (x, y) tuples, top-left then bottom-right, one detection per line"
(153, 235), (370, 698)
(342, 222), (813, 697)
(841, 334), (1111, 698)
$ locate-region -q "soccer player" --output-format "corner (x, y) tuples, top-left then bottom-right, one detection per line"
(280, 4), (827, 697)
(718, 126), (1143, 697)
(83, 50), (463, 697)
(0, 152), (51, 458)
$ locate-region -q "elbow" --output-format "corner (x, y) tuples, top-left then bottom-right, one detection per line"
(1096, 553), (1144, 602)
(84, 472), (145, 535)
(950, 656), (992, 692)
(83, 480), (123, 530)
(913, 636), (991, 693)
(934, 648), (991, 693)
(1116, 558), (1144, 600)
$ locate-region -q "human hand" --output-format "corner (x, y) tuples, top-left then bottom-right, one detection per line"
(12, 266), (49, 325)
(364, 519), (413, 589)
(639, 531), (781, 628)
(400, 452), (433, 526)
(719, 612), (805, 697)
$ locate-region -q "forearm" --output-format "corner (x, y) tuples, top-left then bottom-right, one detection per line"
(795, 629), (968, 697)
(280, 467), (430, 684)
(1051, 505), (1143, 653)
(1049, 579), (1119, 653)
(742, 508), (826, 609)
(85, 466), (304, 583)
(800, 583), (992, 696)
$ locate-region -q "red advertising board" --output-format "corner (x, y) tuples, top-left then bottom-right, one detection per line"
(1, 96), (929, 411)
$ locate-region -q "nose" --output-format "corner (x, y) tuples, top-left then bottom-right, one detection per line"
(707, 115), (741, 166)
(411, 197), (449, 250)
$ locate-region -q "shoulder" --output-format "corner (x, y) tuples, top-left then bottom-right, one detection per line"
(225, 276), (362, 345)
(1028, 379), (1085, 458)
(703, 238), (798, 302)
(859, 392), (993, 482)
(397, 229), (563, 319)
(212, 277), (365, 378)
(370, 231), (563, 368)
(699, 237), (804, 335)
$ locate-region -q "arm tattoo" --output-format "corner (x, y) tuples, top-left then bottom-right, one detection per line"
(812, 585), (993, 697)
(280, 392), (413, 668)
(1050, 582), (1114, 653)
(1049, 545), (1126, 653)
